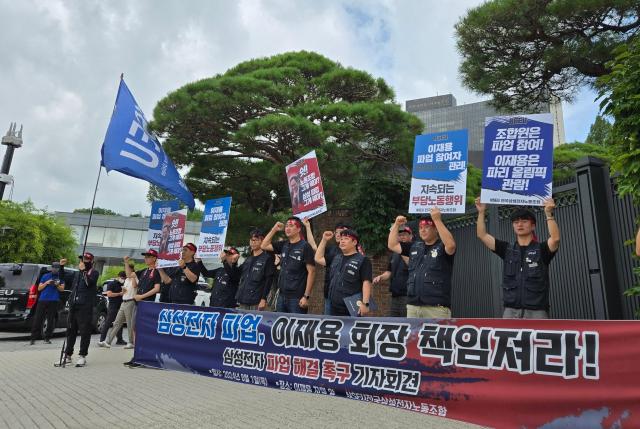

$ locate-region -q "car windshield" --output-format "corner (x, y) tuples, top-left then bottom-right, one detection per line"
(0, 264), (40, 290)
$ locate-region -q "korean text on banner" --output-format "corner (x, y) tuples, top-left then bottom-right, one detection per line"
(409, 130), (468, 214)
(197, 197), (232, 258)
(285, 150), (327, 220)
(147, 200), (180, 250)
(134, 303), (640, 429)
(156, 209), (187, 268)
(481, 113), (553, 206)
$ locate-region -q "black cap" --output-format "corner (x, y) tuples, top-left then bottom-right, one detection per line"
(510, 208), (536, 224)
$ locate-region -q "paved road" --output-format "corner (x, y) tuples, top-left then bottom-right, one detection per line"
(0, 331), (487, 429)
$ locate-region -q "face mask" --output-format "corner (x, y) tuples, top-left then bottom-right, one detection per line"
(118, 278), (125, 284)
(83, 261), (93, 270)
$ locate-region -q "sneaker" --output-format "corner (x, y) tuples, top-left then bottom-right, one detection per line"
(43, 339), (51, 344)
(76, 356), (86, 367)
(98, 341), (110, 348)
(29, 340), (35, 345)
(115, 340), (127, 345)
(124, 343), (134, 349)
(58, 355), (72, 365)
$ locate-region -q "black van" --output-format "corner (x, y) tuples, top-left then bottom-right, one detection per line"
(0, 263), (108, 338)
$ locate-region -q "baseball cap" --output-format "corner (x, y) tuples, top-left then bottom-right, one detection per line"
(399, 226), (413, 234)
(510, 208), (536, 224)
(183, 243), (197, 252)
(78, 252), (94, 262)
(141, 249), (159, 257)
(224, 247), (239, 255)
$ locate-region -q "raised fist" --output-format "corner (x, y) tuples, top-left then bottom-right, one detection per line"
(322, 231), (334, 241)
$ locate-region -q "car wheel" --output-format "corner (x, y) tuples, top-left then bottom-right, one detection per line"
(95, 311), (107, 334)
(39, 318), (48, 339)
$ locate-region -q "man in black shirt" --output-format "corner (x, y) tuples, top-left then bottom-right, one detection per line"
(200, 247), (241, 308)
(316, 229), (372, 316)
(476, 198), (560, 319)
(237, 229), (276, 311)
(98, 271), (126, 346)
(314, 222), (350, 315)
(374, 225), (412, 317)
(133, 249), (162, 302)
(388, 209), (456, 319)
(63, 252), (99, 367)
(261, 217), (316, 314)
(158, 243), (201, 305)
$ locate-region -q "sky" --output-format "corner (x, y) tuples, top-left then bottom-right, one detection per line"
(0, 0), (601, 216)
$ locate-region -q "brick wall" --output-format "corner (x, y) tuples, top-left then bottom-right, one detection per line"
(306, 209), (393, 316)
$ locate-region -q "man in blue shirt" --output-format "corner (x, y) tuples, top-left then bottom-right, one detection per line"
(30, 260), (66, 344)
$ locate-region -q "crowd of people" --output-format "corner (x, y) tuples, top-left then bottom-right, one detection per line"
(30, 198), (566, 366)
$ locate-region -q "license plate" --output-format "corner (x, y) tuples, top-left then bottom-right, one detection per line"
(0, 304), (6, 311)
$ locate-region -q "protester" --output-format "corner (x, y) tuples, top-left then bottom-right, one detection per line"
(200, 247), (241, 308)
(476, 197), (560, 319)
(29, 260), (66, 345)
(373, 225), (412, 317)
(261, 217), (316, 313)
(236, 229), (276, 311)
(315, 229), (372, 316)
(388, 209), (456, 319)
(100, 259), (137, 348)
(97, 271), (126, 347)
(61, 252), (99, 367)
(313, 222), (350, 315)
(158, 243), (201, 305)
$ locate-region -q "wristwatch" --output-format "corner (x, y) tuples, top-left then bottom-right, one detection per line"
(304, 294), (311, 300)
(363, 302), (370, 307)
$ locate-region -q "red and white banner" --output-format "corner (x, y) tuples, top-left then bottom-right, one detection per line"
(285, 150), (327, 219)
(157, 208), (187, 268)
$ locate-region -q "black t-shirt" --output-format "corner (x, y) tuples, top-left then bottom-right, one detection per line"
(71, 268), (100, 307)
(400, 241), (455, 265)
(136, 267), (161, 301)
(164, 261), (202, 304)
(272, 240), (315, 298)
(106, 279), (123, 304)
(323, 245), (340, 298)
(493, 239), (557, 265)
(338, 253), (373, 283)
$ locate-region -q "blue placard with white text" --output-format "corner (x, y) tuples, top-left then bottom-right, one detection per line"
(480, 113), (553, 206)
(197, 197), (232, 258)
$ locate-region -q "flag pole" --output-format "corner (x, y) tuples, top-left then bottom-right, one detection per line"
(80, 164), (103, 255)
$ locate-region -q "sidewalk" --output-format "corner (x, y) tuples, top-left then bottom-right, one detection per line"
(0, 335), (487, 429)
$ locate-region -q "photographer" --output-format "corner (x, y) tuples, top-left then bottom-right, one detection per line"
(29, 259), (66, 345)
(62, 252), (99, 367)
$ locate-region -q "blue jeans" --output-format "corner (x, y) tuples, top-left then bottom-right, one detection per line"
(276, 294), (307, 314)
(324, 298), (332, 315)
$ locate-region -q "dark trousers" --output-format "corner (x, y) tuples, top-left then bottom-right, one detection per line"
(276, 294), (307, 314)
(100, 302), (124, 342)
(30, 300), (58, 340)
(65, 305), (93, 357)
(330, 304), (350, 317)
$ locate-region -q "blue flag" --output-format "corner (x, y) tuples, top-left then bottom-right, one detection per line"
(101, 79), (195, 209)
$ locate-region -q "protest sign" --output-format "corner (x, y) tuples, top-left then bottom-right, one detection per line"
(134, 303), (640, 429)
(285, 150), (327, 219)
(409, 130), (468, 214)
(481, 113), (553, 206)
(197, 197), (232, 258)
(157, 208), (187, 268)
(147, 200), (180, 250)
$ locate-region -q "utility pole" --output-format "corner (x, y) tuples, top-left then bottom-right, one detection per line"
(0, 123), (23, 200)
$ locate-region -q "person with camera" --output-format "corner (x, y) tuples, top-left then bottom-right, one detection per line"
(61, 252), (99, 367)
(29, 259), (67, 345)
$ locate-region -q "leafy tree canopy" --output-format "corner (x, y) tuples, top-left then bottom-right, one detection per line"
(0, 201), (77, 263)
(456, 0), (640, 111)
(585, 115), (613, 146)
(73, 207), (120, 216)
(148, 51), (423, 222)
(597, 34), (640, 202)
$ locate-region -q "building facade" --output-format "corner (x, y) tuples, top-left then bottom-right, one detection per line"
(406, 94), (565, 167)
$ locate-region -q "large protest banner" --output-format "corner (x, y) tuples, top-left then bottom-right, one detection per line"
(197, 197), (232, 258)
(481, 113), (554, 206)
(134, 302), (640, 428)
(285, 150), (327, 219)
(157, 208), (187, 268)
(147, 200), (180, 250)
(409, 130), (468, 214)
